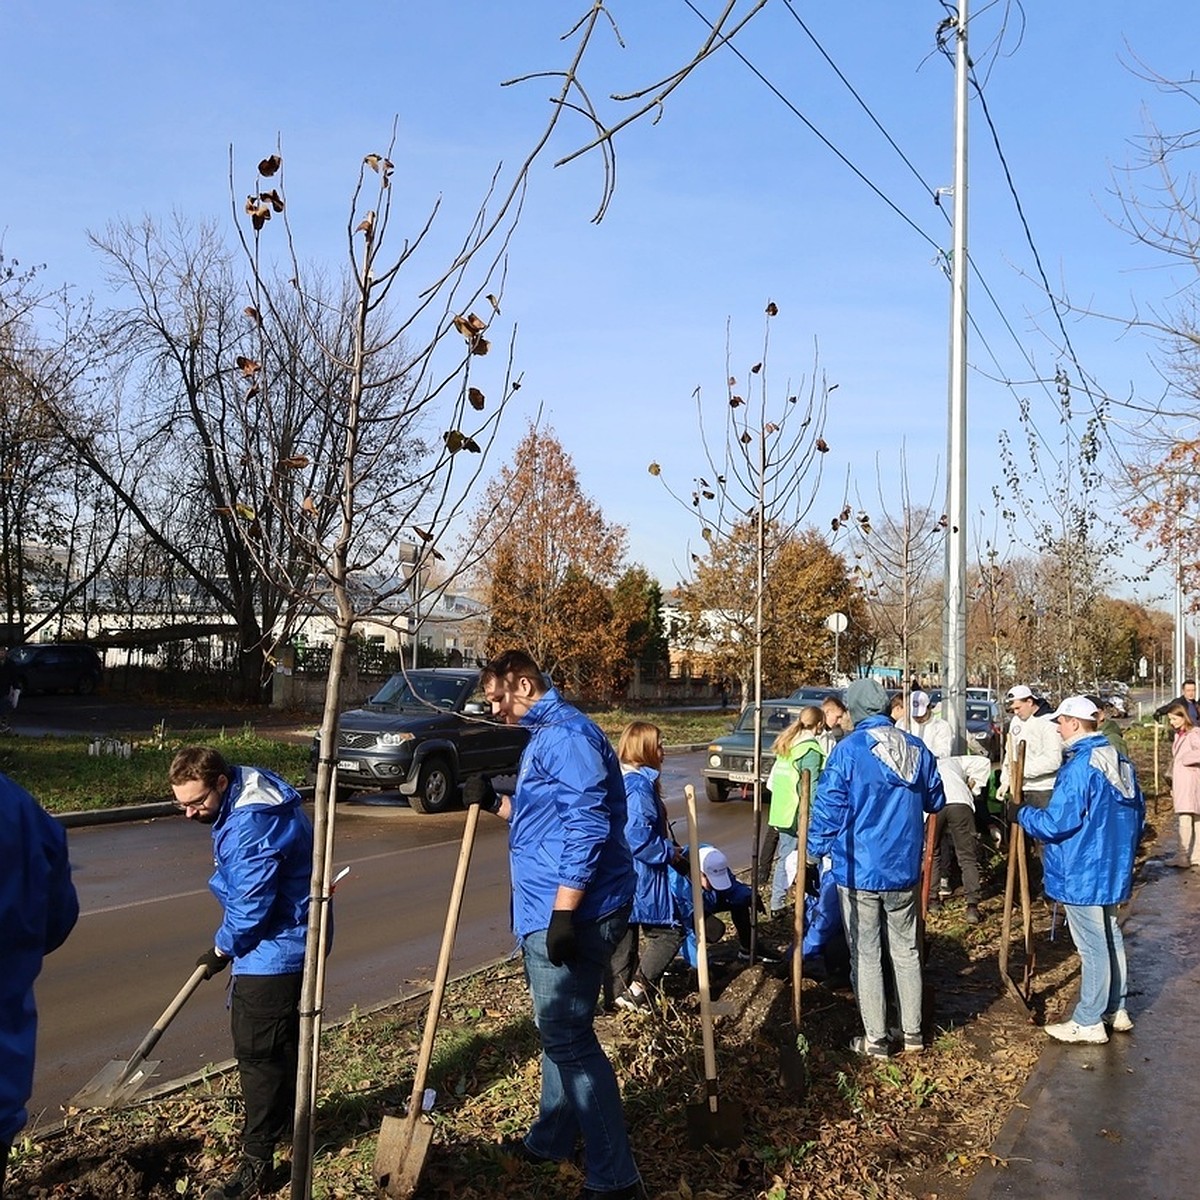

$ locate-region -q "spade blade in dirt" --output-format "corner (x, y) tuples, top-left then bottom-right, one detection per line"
(69, 963), (209, 1109)
(374, 1113), (433, 1199)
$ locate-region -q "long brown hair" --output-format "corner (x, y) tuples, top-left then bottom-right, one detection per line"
(619, 721), (664, 769)
(1167, 701), (1195, 730)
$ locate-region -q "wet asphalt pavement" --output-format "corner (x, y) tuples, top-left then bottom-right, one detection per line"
(968, 830), (1200, 1200)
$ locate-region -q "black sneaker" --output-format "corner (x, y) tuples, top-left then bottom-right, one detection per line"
(497, 1137), (560, 1165)
(201, 1155), (272, 1200)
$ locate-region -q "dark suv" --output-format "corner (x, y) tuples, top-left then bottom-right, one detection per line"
(315, 668), (528, 813)
(5, 643), (104, 695)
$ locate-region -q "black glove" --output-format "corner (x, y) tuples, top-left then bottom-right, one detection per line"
(804, 863), (821, 897)
(462, 775), (497, 811)
(196, 946), (230, 980)
(546, 909), (577, 966)
(754, 893), (767, 914)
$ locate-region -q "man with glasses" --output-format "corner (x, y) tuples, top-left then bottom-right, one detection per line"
(169, 747), (312, 1200)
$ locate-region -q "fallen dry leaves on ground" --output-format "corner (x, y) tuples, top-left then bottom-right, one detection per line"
(8, 804), (1165, 1199)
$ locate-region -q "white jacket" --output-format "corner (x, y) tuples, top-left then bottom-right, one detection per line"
(999, 713), (1062, 796)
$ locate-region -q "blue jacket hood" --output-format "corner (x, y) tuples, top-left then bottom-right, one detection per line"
(806, 715), (945, 891)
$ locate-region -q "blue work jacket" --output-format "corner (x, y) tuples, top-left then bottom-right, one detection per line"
(622, 765), (677, 926)
(1018, 733), (1143, 907)
(508, 689), (634, 937)
(1, 771), (78, 1141)
(209, 766), (313, 975)
(807, 715), (945, 891)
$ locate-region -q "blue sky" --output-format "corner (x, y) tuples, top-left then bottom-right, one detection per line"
(2, 1), (1196, 605)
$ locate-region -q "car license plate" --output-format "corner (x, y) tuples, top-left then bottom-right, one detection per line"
(727, 770), (760, 783)
(337, 760), (360, 773)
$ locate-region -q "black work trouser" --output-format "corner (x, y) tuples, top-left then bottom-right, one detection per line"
(932, 804), (981, 905)
(230, 972), (303, 1160)
(609, 923), (685, 994)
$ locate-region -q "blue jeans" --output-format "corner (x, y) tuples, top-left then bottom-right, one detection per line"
(771, 831), (799, 912)
(1063, 904), (1127, 1026)
(521, 906), (640, 1192)
(838, 886), (923, 1044)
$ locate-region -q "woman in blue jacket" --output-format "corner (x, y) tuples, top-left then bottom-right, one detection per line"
(1018, 697), (1144, 1044)
(609, 722), (685, 1011)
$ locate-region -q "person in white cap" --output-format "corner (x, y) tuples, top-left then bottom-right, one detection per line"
(667, 844), (768, 966)
(910, 691), (952, 758)
(1017, 696), (1143, 1044)
(998, 685), (1062, 811)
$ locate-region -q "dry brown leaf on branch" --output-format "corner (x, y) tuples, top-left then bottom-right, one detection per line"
(444, 430), (480, 453)
(244, 196), (272, 229)
(412, 526), (435, 542)
(258, 154), (281, 177)
(740, 431), (752, 444)
(260, 188), (284, 213)
(356, 211), (375, 239)
(300, 496), (318, 520)
(751, 362), (762, 374)
(243, 306), (262, 326)
(364, 153), (394, 173)
(648, 462), (661, 476)
(467, 387), (486, 411)
(729, 395), (744, 408)
(452, 312), (487, 337)
(235, 355), (261, 377)
(766, 300), (779, 315)
(816, 437), (830, 452)
(277, 454), (310, 470)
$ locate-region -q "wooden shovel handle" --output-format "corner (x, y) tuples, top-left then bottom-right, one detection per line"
(404, 804), (481, 1124)
(791, 770), (811, 1031)
(685, 784), (719, 1113)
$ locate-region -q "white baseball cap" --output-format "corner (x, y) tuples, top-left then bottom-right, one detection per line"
(1048, 695), (1099, 722)
(699, 846), (734, 890)
(1005, 685), (1034, 702)
(910, 690), (930, 718)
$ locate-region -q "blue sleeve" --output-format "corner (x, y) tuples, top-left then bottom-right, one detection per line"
(623, 773), (675, 867)
(808, 747), (850, 858)
(802, 871), (841, 957)
(1018, 778), (1085, 845)
(922, 751), (946, 814)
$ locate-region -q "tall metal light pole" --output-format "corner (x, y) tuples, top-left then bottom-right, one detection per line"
(943, 0), (970, 753)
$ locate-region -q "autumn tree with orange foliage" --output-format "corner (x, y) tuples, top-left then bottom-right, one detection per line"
(467, 424), (653, 698)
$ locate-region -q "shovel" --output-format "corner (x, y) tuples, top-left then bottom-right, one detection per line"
(780, 768), (812, 1092)
(374, 803), (481, 1198)
(70, 963), (210, 1109)
(683, 784), (745, 1149)
(998, 742), (1035, 1016)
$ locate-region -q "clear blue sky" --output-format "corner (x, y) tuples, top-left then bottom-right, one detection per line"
(2, 1), (1194, 604)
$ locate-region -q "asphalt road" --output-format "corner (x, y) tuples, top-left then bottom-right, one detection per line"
(29, 748), (761, 1132)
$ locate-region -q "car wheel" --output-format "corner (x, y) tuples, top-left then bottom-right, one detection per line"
(76, 673), (99, 696)
(409, 756), (455, 814)
(705, 778), (729, 804)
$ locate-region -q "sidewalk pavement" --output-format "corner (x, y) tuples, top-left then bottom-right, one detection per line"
(968, 849), (1200, 1200)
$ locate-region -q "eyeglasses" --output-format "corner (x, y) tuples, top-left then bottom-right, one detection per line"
(173, 786), (217, 814)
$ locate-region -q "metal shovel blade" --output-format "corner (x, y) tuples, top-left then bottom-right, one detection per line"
(69, 1057), (162, 1110)
(373, 1114), (433, 1199)
(685, 1087), (745, 1150)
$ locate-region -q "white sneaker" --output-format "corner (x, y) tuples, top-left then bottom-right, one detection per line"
(1104, 1009), (1134, 1033)
(1044, 1019), (1108, 1044)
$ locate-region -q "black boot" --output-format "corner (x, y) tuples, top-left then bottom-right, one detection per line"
(201, 1154), (273, 1200)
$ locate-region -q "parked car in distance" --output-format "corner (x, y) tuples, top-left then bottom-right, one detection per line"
(4, 643), (104, 695)
(786, 685), (845, 706)
(965, 698), (1003, 763)
(966, 686), (997, 704)
(312, 668), (528, 813)
(703, 700), (808, 803)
